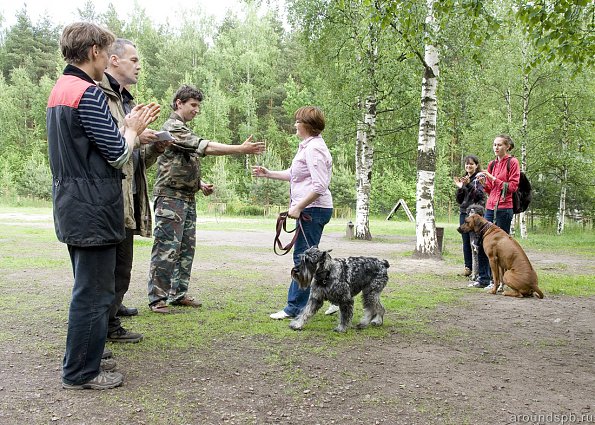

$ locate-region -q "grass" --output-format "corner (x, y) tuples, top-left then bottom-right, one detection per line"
(540, 274), (595, 296)
(1, 206), (594, 424)
(2, 208), (594, 348)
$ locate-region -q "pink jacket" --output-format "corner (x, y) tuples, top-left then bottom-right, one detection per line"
(289, 135), (333, 209)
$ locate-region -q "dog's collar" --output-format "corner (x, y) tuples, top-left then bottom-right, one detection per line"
(315, 269), (330, 284)
(478, 221), (494, 239)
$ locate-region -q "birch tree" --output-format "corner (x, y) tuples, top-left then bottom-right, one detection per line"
(557, 94), (570, 235)
(413, 0), (440, 257)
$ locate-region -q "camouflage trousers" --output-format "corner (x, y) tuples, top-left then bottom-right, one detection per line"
(147, 196), (197, 305)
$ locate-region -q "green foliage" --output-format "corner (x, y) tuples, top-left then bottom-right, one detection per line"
(516, 0), (595, 70)
(0, 3), (592, 225)
(249, 150), (288, 206)
(17, 149), (52, 200)
(370, 169), (416, 215)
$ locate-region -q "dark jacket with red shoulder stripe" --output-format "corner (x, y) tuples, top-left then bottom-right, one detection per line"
(46, 65), (125, 247)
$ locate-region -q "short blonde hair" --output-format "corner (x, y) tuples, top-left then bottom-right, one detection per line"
(60, 22), (116, 64)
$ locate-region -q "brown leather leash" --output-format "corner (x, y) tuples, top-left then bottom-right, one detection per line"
(274, 212), (312, 256)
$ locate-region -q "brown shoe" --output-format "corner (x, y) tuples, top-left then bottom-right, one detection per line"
(171, 296), (202, 308)
(462, 267), (472, 277)
(150, 301), (170, 314)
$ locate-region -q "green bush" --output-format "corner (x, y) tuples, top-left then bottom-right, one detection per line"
(17, 151), (52, 200)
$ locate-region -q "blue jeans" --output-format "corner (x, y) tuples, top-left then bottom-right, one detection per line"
(63, 245), (116, 385)
(459, 212), (472, 270)
(283, 207), (333, 317)
(477, 208), (514, 283)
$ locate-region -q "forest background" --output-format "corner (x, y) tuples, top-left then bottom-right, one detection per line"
(0, 0), (593, 234)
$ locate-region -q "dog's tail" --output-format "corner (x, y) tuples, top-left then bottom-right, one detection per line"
(383, 260), (390, 268)
(534, 287), (544, 299)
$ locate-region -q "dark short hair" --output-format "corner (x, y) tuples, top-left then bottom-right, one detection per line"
(109, 38), (136, 57)
(495, 134), (514, 151)
(295, 106), (325, 136)
(463, 154), (482, 171)
(172, 85), (204, 110)
(60, 22), (115, 65)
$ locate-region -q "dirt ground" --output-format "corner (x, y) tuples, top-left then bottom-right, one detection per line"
(0, 213), (594, 425)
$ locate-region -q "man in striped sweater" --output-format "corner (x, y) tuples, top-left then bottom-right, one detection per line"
(47, 22), (156, 390)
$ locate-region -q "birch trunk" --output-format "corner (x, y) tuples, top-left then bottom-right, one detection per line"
(505, 86), (519, 235)
(518, 67), (530, 239)
(414, 0), (440, 258)
(354, 96), (376, 240)
(557, 95), (569, 235)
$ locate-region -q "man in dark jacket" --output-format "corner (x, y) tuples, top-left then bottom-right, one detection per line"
(99, 38), (166, 343)
(47, 22), (154, 390)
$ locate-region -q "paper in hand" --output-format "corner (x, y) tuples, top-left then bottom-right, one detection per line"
(154, 131), (174, 142)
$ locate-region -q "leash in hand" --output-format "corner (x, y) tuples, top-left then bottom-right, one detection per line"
(273, 212), (312, 256)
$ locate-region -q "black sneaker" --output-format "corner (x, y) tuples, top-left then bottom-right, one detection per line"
(107, 327), (143, 343)
(62, 371), (123, 390)
(117, 304), (139, 317)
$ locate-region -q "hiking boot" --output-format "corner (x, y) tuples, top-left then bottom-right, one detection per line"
(107, 327), (143, 343)
(100, 358), (117, 371)
(462, 267), (472, 277)
(62, 371), (123, 390)
(171, 296), (202, 308)
(102, 348), (113, 359)
(150, 301), (170, 314)
(117, 304), (139, 317)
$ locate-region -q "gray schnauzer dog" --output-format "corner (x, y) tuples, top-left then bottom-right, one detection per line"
(466, 203), (485, 281)
(289, 247), (390, 333)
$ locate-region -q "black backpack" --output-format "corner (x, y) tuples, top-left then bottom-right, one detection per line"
(488, 157), (532, 214)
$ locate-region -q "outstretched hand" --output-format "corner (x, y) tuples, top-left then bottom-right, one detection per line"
(241, 135), (266, 154)
(251, 165), (270, 178)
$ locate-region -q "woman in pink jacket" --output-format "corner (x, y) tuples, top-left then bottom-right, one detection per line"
(252, 106), (333, 319)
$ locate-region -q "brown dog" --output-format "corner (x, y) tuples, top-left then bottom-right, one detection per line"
(458, 214), (543, 298)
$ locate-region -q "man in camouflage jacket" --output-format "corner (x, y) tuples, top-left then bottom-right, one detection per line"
(147, 85), (265, 313)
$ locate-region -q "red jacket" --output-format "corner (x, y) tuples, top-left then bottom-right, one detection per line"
(484, 155), (520, 210)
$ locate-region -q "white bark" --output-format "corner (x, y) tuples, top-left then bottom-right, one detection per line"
(355, 96), (376, 240)
(557, 95), (569, 235)
(519, 68), (530, 239)
(414, 0), (440, 258)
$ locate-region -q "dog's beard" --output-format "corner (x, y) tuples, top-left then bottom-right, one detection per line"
(292, 265), (314, 290)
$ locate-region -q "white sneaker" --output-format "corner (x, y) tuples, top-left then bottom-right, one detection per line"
(484, 283), (495, 291)
(270, 310), (292, 320)
(325, 304), (340, 315)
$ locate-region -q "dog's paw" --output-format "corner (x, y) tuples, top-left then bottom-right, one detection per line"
(333, 326), (347, 333)
(289, 320), (303, 331)
(355, 322), (369, 330)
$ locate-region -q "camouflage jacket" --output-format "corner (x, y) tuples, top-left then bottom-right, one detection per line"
(98, 73), (161, 237)
(153, 112), (210, 202)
